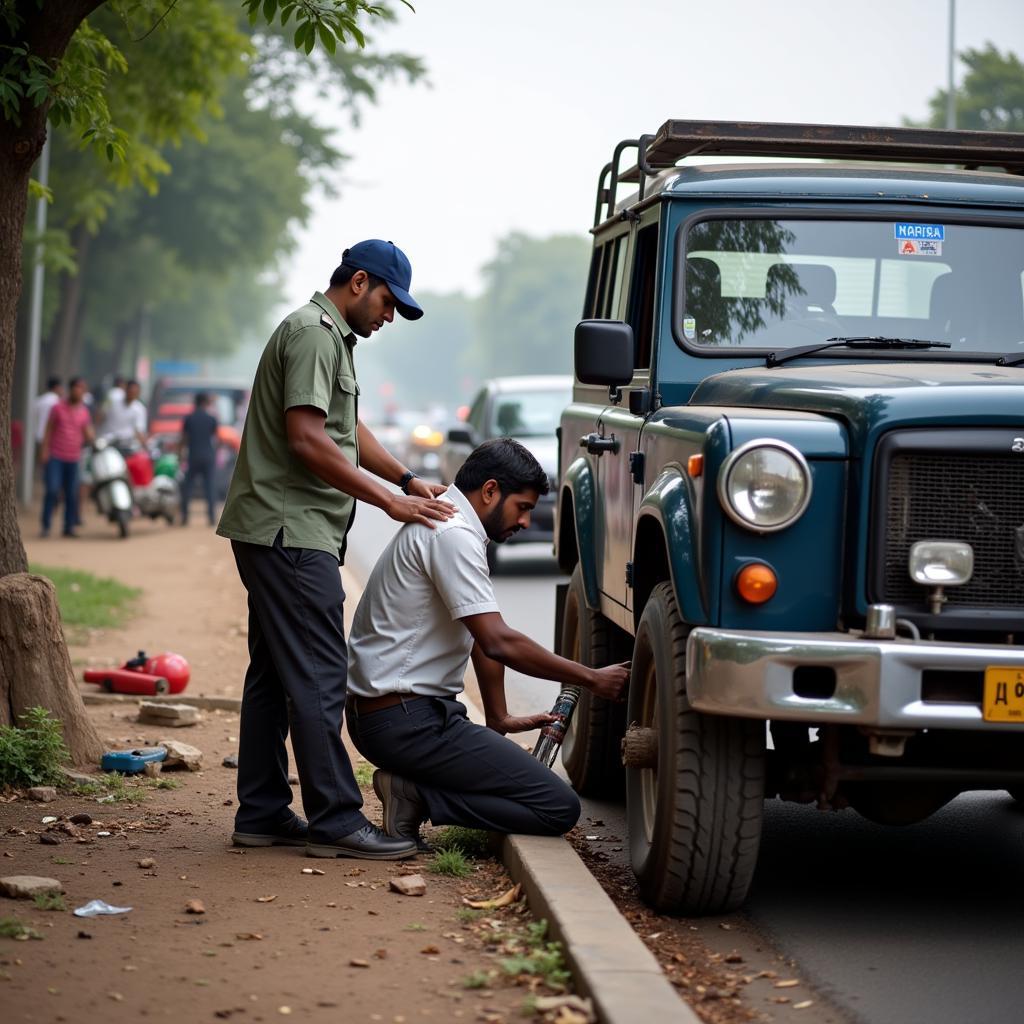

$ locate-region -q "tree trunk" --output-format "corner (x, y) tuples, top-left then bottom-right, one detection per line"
(0, 573), (104, 766)
(47, 223), (90, 379)
(0, 1), (111, 771)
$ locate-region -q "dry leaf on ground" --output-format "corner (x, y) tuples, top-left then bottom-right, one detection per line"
(462, 883), (522, 909)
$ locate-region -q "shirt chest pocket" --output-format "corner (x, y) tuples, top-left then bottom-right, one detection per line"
(331, 372), (360, 438)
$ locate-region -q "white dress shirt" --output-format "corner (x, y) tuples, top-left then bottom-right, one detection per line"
(348, 485), (499, 698)
(101, 397), (147, 444)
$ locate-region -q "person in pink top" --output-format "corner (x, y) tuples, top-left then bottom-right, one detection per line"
(40, 376), (94, 537)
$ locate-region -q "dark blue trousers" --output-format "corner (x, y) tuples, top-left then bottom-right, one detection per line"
(231, 533), (367, 843)
(41, 457), (79, 535)
(347, 696), (580, 836)
(181, 460), (216, 525)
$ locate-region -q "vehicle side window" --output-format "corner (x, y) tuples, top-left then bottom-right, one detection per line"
(467, 391), (487, 436)
(583, 245), (605, 318)
(625, 223), (659, 370)
(585, 234), (630, 319)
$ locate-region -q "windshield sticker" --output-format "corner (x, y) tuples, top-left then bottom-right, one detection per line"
(898, 238), (942, 256)
(683, 315), (696, 340)
(894, 222), (945, 241)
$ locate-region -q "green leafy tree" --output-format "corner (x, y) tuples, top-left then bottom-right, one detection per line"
(471, 232), (590, 380)
(916, 44), (1024, 132)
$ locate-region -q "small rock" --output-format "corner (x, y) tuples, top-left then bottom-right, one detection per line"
(222, 754), (239, 769)
(389, 874), (426, 897)
(41, 816), (58, 825)
(39, 834), (61, 846)
(0, 875), (66, 899)
(28, 786), (57, 802)
(138, 858), (155, 869)
(143, 760), (162, 778)
(185, 899), (206, 914)
(138, 702), (201, 727)
(77, 930), (92, 939)
(301, 868), (325, 876)
(158, 739), (203, 771)
(69, 813), (93, 826)
(61, 768), (95, 786)
(349, 958), (370, 968)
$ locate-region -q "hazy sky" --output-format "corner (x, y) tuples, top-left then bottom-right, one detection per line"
(283, 0), (1024, 306)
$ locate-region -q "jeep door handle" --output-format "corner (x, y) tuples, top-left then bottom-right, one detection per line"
(580, 432), (619, 455)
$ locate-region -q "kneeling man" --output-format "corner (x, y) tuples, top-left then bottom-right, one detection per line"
(346, 438), (628, 841)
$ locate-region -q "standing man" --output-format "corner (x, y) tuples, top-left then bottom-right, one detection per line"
(217, 240), (453, 860)
(40, 376), (94, 538)
(100, 378), (147, 449)
(32, 376), (63, 446)
(179, 392), (219, 526)
(345, 439), (630, 845)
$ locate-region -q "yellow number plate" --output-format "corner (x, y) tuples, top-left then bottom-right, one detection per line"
(983, 666), (1024, 723)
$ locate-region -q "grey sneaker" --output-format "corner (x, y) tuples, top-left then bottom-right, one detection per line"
(373, 770), (428, 843)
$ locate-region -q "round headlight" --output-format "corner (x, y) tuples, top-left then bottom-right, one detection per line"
(717, 439), (812, 532)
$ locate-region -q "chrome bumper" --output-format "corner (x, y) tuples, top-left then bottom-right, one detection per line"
(685, 628), (1024, 731)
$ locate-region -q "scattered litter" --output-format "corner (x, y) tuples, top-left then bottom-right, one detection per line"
(349, 958), (370, 968)
(236, 933), (263, 941)
(774, 979), (800, 989)
(256, 895), (277, 903)
(534, 995), (596, 1022)
(74, 899), (132, 917)
(794, 1001), (815, 1010)
(462, 883), (521, 910)
(301, 867), (325, 876)
(185, 899), (205, 914)
(41, 816), (57, 825)
(97, 831), (112, 837)
(389, 874), (426, 897)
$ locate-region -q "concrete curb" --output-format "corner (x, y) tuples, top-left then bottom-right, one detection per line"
(501, 834), (698, 1024)
(81, 692), (242, 711)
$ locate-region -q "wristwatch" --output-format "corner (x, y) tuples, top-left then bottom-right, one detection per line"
(399, 470), (418, 494)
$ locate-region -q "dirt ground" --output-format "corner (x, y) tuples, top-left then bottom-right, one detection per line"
(1, 509), (583, 1023)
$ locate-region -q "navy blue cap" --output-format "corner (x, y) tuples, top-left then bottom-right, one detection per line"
(341, 239), (423, 321)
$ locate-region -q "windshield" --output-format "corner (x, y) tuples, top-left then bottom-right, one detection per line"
(489, 389), (568, 438)
(680, 217), (1024, 355)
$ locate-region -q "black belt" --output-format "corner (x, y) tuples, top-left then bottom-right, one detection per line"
(346, 693), (428, 715)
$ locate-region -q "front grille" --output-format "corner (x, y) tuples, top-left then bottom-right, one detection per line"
(882, 450), (1024, 609)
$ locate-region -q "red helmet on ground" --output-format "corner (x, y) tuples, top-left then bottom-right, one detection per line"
(145, 652), (190, 693)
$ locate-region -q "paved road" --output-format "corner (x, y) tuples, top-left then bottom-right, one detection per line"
(347, 503), (1024, 1024)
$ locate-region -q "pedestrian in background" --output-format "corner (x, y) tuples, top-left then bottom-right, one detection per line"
(32, 376), (63, 445)
(218, 240), (453, 860)
(100, 378), (147, 448)
(179, 392), (219, 526)
(40, 376), (94, 538)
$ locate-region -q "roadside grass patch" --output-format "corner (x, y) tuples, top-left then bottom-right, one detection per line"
(404, 922), (427, 932)
(148, 777), (180, 790)
(353, 761), (375, 788)
(429, 845), (472, 878)
(434, 825), (492, 858)
(0, 707), (69, 788)
(75, 771), (147, 804)
(32, 892), (66, 912)
(462, 969), (492, 990)
(29, 563), (140, 636)
(0, 917), (42, 941)
(499, 920), (570, 991)
(457, 907), (484, 924)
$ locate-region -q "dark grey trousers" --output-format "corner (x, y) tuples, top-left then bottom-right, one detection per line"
(231, 533), (367, 843)
(346, 695), (580, 836)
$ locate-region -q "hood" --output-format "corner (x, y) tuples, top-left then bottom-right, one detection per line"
(690, 362), (1024, 451)
(512, 434), (558, 479)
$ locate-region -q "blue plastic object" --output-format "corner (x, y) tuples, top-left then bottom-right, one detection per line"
(101, 747), (168, 774)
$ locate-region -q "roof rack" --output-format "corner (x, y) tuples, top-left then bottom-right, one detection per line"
(594, 120), (1024, 226)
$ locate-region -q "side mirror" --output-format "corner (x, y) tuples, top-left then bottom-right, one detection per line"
(447, 426), (474, 446)
(574, 320), (634, 387)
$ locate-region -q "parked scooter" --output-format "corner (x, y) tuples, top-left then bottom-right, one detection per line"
(89, 438), (133, 538)
(126, 442), (179, 525)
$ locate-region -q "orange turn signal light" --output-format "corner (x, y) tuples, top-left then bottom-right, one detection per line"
(736, 563), (777, 604)
(687, 454), (704, 477)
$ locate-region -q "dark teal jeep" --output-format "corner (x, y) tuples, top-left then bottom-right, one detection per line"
(554, 122), (1024, 916)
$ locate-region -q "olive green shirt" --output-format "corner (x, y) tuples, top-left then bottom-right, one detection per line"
(216, 292), (360, 562)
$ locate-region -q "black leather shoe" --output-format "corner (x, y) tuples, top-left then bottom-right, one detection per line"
(373, 770), (428, 840)
(232, 815), (309, 848)
(306, 822), (418, 860)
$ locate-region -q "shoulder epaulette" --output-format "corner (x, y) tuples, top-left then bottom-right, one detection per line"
(319, 312), (336, 332)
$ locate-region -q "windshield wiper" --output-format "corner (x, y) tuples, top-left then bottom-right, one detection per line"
(766, 336), (951, 369)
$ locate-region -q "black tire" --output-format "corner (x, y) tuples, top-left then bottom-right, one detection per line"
(1009, 788), (1024, 804)
(153, 678), (170, 695)
(626, 581), (765, 916)
(559, 565), (626, 796)
(101, 678), (114, 693)
(115, 509), (130, 539)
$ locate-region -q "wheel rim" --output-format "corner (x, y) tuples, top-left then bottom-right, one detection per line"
(639, 657), (659, 845)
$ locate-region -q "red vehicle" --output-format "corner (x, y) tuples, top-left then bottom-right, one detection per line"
(83, 651), (190, 696)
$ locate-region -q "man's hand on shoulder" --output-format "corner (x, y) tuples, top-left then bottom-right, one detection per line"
(487, 711), (557, 736)
(385, 494), (455, 529)
(587, 662), (630, 701)
(406, 477), (447, 500)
